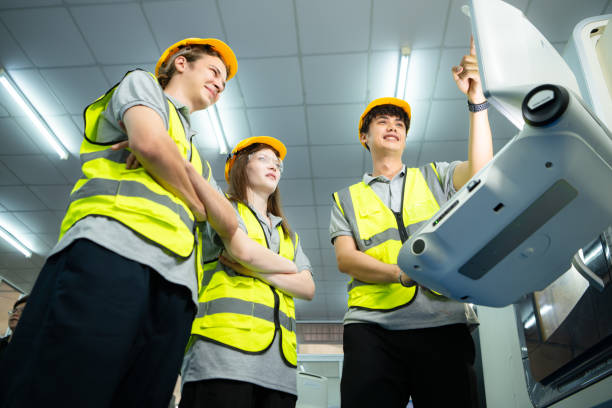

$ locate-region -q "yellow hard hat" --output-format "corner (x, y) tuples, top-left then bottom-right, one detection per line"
(155, 38), (238, 80)
(358, 97), (412, 149)
(225, 136), (287, 182)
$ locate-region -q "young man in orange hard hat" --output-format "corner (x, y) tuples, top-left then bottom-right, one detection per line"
(330, 37), (492, 407)
(0, 38), (293, 408)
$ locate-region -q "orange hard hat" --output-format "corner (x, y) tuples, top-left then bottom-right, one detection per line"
(358, 97), (411, 149)
(155, 38), (237, 80)
(225, 136), (287, 182)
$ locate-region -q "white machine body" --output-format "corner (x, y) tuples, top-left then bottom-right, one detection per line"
(397, 0), (612, 307)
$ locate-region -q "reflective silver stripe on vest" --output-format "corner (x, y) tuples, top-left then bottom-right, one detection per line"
(335, 188), (366, 251)
(197, 297), (296, 333)
(81, 148), (130, 164)
(69, 178), (193, 229)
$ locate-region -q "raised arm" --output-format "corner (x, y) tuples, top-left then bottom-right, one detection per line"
(452, 36), (494, 190)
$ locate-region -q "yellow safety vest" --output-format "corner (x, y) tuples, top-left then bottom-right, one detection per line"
(59, 70), (211, 258)
(333, 165), (444, 311)
(190, 202), (299, 367)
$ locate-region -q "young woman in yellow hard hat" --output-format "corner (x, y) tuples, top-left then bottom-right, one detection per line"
(180, 136), (315, 408)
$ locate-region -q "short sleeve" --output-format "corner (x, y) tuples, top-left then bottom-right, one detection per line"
(433, 161), (462, 199)
(293, 237), (313, 275)
(329, 197), (353, 244)
(101, 70), (169, 144)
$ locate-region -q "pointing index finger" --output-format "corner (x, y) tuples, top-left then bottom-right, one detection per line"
(470, 35), (476, 56)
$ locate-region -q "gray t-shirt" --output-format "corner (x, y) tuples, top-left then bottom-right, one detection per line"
(329, 163), (478, 330)
(50, 70), (213, 307)
(182, 202), (312, 395)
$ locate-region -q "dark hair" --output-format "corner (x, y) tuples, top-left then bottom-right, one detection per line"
(157, 44), (228, 89)
(227, 143), (293, 239)
(13, 295), (28, 309)
(360, 104), (410, 150)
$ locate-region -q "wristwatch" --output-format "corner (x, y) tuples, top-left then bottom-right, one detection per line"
(468, 99), (490, 112)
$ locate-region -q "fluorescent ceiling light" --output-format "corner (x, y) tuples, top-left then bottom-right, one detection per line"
(0, 225), (32, 258)
(0, 68), (68, 160)
(394, 47), (411, 99)
(206, 106), (229, 154)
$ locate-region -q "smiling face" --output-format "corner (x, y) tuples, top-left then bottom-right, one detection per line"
(245, 147), (282, 196)
(361, 113), (407, 155)
(180, 53), (227, 111)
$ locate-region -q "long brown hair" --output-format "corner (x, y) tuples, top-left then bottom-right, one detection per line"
(227, 143), (293, 240)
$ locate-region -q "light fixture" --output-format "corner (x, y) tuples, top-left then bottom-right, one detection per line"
(0, 68), (69, 160)
(206, 106), (229, 154)
(394, 46), (411, 99)
(0, 225), (32, 258)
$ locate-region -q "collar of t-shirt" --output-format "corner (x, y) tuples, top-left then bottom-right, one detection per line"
(242, 203), (283, 233)
(363, 164), (407, 185)
(163, 93), (192, 126)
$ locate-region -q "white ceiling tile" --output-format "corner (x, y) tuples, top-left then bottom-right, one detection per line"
(0, 212), (32, 236)
(607, 2), (612, 13)
(317, 229), (333, 251)
(1, 8), (94, 66)
(40, 67), (109, 116)
(307, 104), (363, 145)
(443, 0), (473, 48)
(278, 178), (314, 206)
(296, 0), (370, 54)
(526, 0), (607, 43)
(38, 232), (59, 248)
(283, 205), (316, 230)
(0, 252), (38, 269)
(45, 115), (83, 157)
(304, 248), (322, 267)
(368, 51), (399, 101)
(217, 108), (251, 147)
(302, 54), (367, 104)
(0, 161), (20, 186)
(312, 177), (360, 206)
(298, 229), (319, 250)
(29, 185), (72, 211)
(0, 104), (8, 116)
(0, 117), (41, 155)
(2, 155), (67, 185)
(405, 49), (441, 101)
(220, 0), (297, 58)
(216, 80), (245, 109)
(247, 107), (307, 146)
(71, 4), (159, 64)
(238, 57), (303, 107)
(48, 155), (81, 184)
(406, 101), (431, 141)
(11, 116), (67, 158)
(310, 145), (363, 178)
(424, 100), (468, 141)
(316, 205), (331, 229)
(191, 117), (220, 151)
(71, 115), (84, 133)
(433, 48), (468, 99)
(282, 146), (311, 179)
(0, 186), (46, 211)
(143, 0), (224, 51)
(0, 22), (32, 69)
(418, 141), (466, 165)
(5, 69), (66, 116)
(101, 64), (156, 85)
(489, 108), (520, 140)
(13, 210), (62, 234)
(371, 0), (450, 50)
(0, 0), (61, 8)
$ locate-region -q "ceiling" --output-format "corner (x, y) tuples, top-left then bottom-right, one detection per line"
(0, 0), (610, 321)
